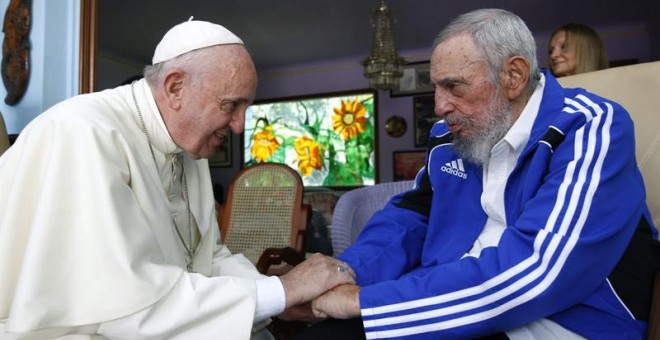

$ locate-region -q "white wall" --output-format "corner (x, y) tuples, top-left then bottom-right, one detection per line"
(0, 0), (79, 134)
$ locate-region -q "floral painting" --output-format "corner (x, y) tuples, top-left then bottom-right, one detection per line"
(244, 91), (377, 187)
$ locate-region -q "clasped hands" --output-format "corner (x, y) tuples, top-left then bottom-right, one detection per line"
(278, 253), (361, 321)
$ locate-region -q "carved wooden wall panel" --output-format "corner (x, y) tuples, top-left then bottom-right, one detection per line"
(1, 0), (31, 105)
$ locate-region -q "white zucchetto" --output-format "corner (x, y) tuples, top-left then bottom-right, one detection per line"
(152, 18), (243, 64)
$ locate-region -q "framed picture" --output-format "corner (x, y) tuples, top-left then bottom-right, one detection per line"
(243, 89), (378, 188)
(393, 150), (426, 181)
(413, 95), (439, 147)
(390, 61), (434, 97)
(208, 135), (232, 167)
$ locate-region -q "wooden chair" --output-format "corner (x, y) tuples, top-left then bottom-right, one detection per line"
(216, 163), (311, 339)
(216, 162), (310, 275)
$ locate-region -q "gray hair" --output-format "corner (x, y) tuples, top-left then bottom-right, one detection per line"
(433, 8), (540, 93)
(143, 47), (218, 88)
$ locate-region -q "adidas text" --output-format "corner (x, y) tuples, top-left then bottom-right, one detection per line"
(441, 159), (468, 179)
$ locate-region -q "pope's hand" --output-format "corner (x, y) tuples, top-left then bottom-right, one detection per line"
(311, 284), (361, 319)
(279, 253), (355, 308)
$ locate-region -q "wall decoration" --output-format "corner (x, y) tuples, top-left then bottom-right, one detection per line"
(243, 90), (377, 188)
(393, 150), (426, 181)
(390, 61), (434, 97)
(1, 0), (32, 105)
(384, 115), (407, 138)
(208, 134), (232, 168)
(413, 95), (438, 147)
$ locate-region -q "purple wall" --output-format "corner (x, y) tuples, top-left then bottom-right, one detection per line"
(211, 52), (427, 200)
(256, 55), (425, 183)
(210, 23), (652, 200)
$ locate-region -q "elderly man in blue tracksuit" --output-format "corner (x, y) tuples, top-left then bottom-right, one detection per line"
(295, 8), (660, 340)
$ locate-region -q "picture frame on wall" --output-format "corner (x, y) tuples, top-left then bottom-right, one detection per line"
(393, 150), (426, 181)
(413, 95), (439, 147)
(243, 89), (378, 188)
(208, 135), (232, 168)
(390, 61), (434, 97)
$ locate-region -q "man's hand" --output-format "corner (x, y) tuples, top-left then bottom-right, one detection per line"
(278, 303), (324, 322)
(311, 284), (361, 319)
(279, 253), (355, 308)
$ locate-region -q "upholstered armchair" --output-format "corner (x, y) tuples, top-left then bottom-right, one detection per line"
(558, 62), (660, 230)
(558, 61), (660, 339)
(331, 180), (415, 256)
(329, 62), (660, 338)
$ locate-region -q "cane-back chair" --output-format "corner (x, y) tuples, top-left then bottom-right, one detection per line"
(217, 163), (310, 274)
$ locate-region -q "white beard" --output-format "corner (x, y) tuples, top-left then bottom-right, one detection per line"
(449, 93), (513, 166)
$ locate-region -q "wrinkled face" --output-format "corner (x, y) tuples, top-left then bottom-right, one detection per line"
(430, 34), (513, 165)
(548, 30), (577, 77)
(171, 45), (257, 159)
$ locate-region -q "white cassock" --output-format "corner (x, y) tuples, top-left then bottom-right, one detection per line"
(0, 79), (273, 339)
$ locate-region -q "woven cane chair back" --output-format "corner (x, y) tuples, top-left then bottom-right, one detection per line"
(220, 163), (305, 265)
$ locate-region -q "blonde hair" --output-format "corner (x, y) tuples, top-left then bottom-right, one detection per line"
(549, 23), (608, 75)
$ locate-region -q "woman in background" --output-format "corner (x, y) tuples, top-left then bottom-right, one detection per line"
(548, 23), (608, 77)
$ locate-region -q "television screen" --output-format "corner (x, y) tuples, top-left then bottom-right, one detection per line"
(243, 90), (377, 188)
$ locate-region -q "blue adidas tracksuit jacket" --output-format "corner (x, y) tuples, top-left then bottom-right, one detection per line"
(340, 71), (659, 339)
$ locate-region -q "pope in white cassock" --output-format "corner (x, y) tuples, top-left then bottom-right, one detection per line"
(0, 19), (354, 339)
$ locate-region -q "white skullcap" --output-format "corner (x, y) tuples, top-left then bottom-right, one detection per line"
(152, 17), (243, 64)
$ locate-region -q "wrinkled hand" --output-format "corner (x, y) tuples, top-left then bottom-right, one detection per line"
(279, 253), (356, 308)
(311, 284), (361, 319)
(278, 302), (324, 322)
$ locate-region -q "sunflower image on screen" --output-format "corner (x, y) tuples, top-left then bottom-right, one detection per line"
(244, 91), (376, 187)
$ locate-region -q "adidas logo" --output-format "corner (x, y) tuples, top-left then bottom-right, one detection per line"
(441, 159), (468, 179)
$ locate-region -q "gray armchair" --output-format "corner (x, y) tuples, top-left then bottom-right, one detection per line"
(331, 180), (415, 256)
